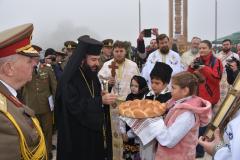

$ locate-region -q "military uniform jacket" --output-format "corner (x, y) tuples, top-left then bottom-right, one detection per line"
(22, 64), (57, 114)
(0, 81), (40, 160)
(99, 53), (112, 69)
(60, 56), (70, 70)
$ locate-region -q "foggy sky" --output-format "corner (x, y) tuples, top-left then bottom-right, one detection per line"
(0, 0), (239, 50)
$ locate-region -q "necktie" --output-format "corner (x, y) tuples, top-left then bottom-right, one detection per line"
(34, 66), (38, 75)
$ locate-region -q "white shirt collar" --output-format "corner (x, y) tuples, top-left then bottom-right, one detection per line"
(160, 86), (169, 94)
(0, 80), (17, 97)
(146, 86), (170, 97)
(37, 62), (40, 70)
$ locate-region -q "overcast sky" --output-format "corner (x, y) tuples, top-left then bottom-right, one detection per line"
(0, 0), (239, 50)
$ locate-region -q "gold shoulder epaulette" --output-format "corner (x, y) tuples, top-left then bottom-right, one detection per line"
(0, 93), (7, 112)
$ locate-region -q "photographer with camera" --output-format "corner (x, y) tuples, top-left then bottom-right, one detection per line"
(215, 39), (239, 112)
(188, 40), (223, 105)
(198, 58), (240, 160)
(225, 57), (240, 85)
(136, 28), (159, 70)
(188, 40), (223, 158)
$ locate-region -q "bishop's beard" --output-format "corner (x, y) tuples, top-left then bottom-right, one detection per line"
(160, 46), (170, 54)
(81, 61), (99, 80)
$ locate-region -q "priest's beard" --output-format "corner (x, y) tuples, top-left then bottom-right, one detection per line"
(222, 48), (231, 53)
(160, 46), (170, 55)
(191, 48), (199, 54)
(114, 58), (125, 64)
(81, 61), (99, 80)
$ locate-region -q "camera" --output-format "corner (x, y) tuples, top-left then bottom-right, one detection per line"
(225, 56), (240, 71)
(193, 58), (203, 69)
(225, 56), (240, 85)
(226, 56), (238, 64)
(143, 29), (152, 37)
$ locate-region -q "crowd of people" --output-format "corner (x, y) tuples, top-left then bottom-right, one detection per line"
(0, 23), (240, 160)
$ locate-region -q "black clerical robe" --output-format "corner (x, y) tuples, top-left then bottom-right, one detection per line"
(55, 69), (108, 160)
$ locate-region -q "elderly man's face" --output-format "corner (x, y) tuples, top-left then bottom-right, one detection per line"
(191, 39), (201, 49)
(102, 46), (113, 57)
(12, 54), (37, 88)
(191, 38), (201, 54)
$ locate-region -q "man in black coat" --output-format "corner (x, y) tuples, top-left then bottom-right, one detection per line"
(55, 35), (117, 160)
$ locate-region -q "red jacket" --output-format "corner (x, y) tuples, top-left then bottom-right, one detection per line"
(188, 53), (223, 105)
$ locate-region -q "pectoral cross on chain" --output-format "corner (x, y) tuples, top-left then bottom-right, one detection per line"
(108, 61), (118, 77)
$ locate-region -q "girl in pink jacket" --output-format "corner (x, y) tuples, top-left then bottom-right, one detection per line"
(154, 71), (212, 160)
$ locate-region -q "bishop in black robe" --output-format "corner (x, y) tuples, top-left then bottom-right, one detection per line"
(55, 36), (114, 160)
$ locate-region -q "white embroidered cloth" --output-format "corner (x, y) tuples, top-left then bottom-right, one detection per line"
(120, 116), (164, 145)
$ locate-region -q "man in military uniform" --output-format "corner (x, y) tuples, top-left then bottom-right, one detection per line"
(22, 47), (57, 159)
(53, 51), (66, 81)
(44, 48), (56, 65)
(0, 23), (47, 160)
(43, 48), (65, 80)
(61, 40), (77, 69)
(32, 44), (43, 53)
(99, 39), (114, 68)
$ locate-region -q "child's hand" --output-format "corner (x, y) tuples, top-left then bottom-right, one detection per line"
(122, 133), (128, 142)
